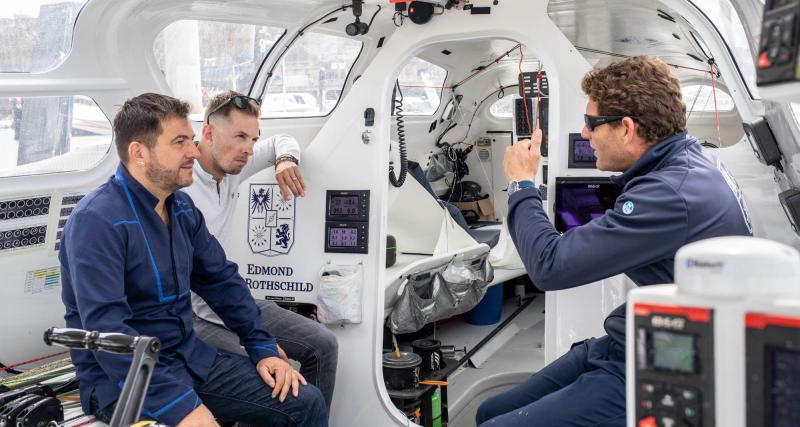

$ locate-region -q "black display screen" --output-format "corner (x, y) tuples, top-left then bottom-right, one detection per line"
(328, 227), (359, 247)
(329, 195), (360, 217)
(651, 330), (696, 373)
(572, 138), (596, 163)
(554, 178), (622, 232)
(770, 347), (800, 426)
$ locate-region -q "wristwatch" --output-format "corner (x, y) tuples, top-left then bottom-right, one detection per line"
(507, 179), (535, 196)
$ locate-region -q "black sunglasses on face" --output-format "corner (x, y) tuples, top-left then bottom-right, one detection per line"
(205, 95), (261, 124)
(584, 114), (635, 132)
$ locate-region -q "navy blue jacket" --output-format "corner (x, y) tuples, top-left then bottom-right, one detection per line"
(508, 132), (752, 345)
(60, 165), (279, 426)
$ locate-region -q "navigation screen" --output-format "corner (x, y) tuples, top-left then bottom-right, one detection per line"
(329, 195), (360, 216)
(572, 138), (596, 163)
(554, 179), (622, 232)
(651, 330), (696, 373)
(770, 347), (800, 426)
(328, 227), (358, 247)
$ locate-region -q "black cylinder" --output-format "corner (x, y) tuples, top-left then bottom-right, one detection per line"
(383, 351), (421, 390)
(412, 339), (444, 374)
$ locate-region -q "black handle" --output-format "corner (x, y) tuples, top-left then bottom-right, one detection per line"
(43, 327), (139, 354)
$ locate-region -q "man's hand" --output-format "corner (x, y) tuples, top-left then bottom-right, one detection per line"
(277, 344), (290, 364)
(175, 404), (219, 427)
(504, 128), (542, 182)
(256, 356), (308, 402)
(275, 161), (306, 200)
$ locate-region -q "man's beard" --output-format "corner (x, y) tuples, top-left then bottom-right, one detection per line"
(146, 154), (191, 193)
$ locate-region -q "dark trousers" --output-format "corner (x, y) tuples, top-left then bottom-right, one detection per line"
(476, 335), (626, 427)
(93, 350), (327, 426)
(193, 299), (338, 411)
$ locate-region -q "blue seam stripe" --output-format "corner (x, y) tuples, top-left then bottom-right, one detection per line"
(246, 344), (279, 355)
(113, 220), (139, 227)
(152, 389), (195, 417)
(174, 208), (194, 217)
(142, 408), (157, 419)
(115, 170), (171, 303)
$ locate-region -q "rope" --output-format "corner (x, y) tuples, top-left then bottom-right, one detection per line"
(0, 351), (70, 373)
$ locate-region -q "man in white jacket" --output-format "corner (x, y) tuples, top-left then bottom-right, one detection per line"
(185, 90), (338, 411)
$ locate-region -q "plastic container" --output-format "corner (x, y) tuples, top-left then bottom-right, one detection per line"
(465, 282), (503, 325)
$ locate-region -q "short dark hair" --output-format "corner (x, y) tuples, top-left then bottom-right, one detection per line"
(113, 93), (191, 162)
(581, 56), (686, 144)
(204, 90), (260, 123)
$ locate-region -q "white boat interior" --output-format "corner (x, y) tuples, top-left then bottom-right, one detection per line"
(0, 0), (799, 426)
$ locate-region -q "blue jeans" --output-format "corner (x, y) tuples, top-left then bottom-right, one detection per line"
(476, 336), (626, 427)
(93, 350), (327, 426)
(193, 299), (338, 411)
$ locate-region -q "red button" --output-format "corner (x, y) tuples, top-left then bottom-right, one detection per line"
(639, 416), (657, 427)
(639, 417), (656, 427)
(758, 51), (773, 69)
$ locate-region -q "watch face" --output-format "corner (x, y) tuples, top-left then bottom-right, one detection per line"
(508, 181), (519, 194)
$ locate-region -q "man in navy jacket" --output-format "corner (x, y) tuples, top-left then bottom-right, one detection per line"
(60, 93), (326, 426)
(476, 56), (752, 426)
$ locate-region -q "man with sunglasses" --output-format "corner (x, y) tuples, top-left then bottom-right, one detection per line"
(477, 56), (752, 426)
(184, 91), (338, 413)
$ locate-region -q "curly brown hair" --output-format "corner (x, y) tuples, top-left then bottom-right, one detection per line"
(581, 56), (686, 144)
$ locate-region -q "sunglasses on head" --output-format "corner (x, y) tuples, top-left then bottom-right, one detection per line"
(583, 114), (636, 132)
(205, 95), (261, 124)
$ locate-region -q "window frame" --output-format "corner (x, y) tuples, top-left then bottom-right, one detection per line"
(0, 0), (90, 75)
(488, 93), (515, 119)
(258, 31), (365, 120)
(395, 58), (449, 117)
(0, 94), (114, 179)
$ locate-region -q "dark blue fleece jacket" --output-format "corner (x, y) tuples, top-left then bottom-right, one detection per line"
(507, 132), (752, 345)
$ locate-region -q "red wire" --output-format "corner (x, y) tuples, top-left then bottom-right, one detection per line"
(710, 62), (723, 147)
(0, 350), (70, 372)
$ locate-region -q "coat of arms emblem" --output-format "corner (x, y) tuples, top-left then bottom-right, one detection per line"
(248, 184), (295, 256)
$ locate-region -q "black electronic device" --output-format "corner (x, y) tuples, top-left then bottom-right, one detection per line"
(365, 107), (375, 126)
(325, 222), (368, 253)
(779, 188), (800, 235)
(554, 177), (621, 233)
(743, 119), (783, 169)
(518, 71), (548, 98)
(539, 97), (549, 157)
(757, 0), (800, 85)
(745, 312), (800, 427)
(568, 133), (597, 168)
(408, 1), (435, 24)
(513, 98), (532, 139)
(512, 97), (548, 157)
(345, 0), (370, 36)
(325, 190), (370, 254)
(632, 303), (715, 427)
(326, 190), (369, 221)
